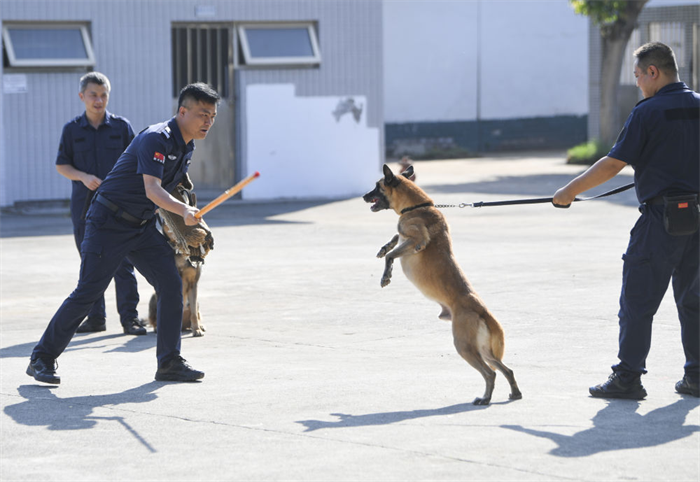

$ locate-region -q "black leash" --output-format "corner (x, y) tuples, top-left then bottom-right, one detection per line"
(435, 183), (635, 209)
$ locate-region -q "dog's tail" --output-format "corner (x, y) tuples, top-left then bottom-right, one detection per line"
(481, 309), (506, 361)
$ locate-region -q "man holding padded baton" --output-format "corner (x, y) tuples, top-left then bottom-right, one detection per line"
(553, 42), (699, 399)
(27, 83), (219, 384)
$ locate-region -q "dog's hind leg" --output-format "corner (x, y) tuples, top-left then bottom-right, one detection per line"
(488, 357), (522, 401)
(452, 315), (497, 405)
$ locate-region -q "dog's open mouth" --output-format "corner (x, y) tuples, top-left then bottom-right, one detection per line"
(368, 197), (382, 212)
(363, 184), (389, 212)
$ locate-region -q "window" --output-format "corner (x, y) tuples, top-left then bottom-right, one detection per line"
(238, 23), (321, 66)
(2, 23), (95, 68)
(619, 29), (641, 86)
(649, 22), (686, 68)
(172, 25), (231, 97)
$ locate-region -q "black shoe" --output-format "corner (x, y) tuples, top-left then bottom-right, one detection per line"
(590, 372), (647, 400)
(675, 375), (700, 397)
(76, 318), (106, 333)
(26, 358), (60, 385)
(155, 356), (204, 382)
(122, 318), (147, 336)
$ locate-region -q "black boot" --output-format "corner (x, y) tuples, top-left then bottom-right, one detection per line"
(122, 318), (147, 335)
(589, 372), (646, 400)
(675, 375), (699, 397)
(26, 358), (60, 385)
(76, 317), (106, 333)
(155, 356), (204, 382)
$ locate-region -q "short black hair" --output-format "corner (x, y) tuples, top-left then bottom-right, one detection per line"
(79, 72), (111, 93)
(178, 82), (221, 109)
(634, 42), (678, 77)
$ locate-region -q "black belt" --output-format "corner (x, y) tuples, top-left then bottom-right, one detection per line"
(646, 193), (700, 206)
(95, 194), (148, 226)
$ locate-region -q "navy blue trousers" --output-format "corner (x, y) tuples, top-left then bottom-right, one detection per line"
(72, 200), (140, 323)
(33, 202), (183, 367)
(614, 204), (699, 381)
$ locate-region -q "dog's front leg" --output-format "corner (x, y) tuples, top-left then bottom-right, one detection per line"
(380, 238), (423, 287)
(189, 281), (204, 337)
(377, 234), (399, 258)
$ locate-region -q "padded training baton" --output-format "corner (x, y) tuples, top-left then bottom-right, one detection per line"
(194, 171), (261, 219)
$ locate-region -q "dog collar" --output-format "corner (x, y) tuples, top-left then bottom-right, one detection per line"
(401, 202), (434, 214)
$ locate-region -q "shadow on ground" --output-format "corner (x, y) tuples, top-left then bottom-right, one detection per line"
(502, 397), (700, 457)
(4, 382), (164, 452)
(296, 399), (517, 432)
(0, 332), (157, 359)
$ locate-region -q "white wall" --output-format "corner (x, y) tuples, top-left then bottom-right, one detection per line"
(245, 84), (381, 200)
(383, 0), (478, 122)
(383, 0), (589, 123)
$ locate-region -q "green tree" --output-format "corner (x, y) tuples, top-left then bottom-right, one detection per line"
(571, 0), (648, 145)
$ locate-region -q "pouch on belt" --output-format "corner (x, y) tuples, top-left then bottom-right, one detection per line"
(663, 194), (700, 236)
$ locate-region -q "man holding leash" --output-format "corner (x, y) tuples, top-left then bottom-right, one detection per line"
(553, 42), (699, 399)
(56, 72), (146, 336)
(27, 83), (220, 384)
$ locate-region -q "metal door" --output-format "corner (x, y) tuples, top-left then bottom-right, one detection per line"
(171, 24), (235, 191)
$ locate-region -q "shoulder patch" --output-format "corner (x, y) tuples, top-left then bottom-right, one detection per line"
(153, 152), (165, 164)
(160, 126), (171, 139)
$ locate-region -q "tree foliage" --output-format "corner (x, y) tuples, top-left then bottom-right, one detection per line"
(571, 1), (631, 26)
(569, 0), (649, 144)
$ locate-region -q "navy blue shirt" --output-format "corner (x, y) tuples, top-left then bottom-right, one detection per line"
(608, 82), (700, 203)
(97, 117), (194, 220)
(56, 111), (134, 214)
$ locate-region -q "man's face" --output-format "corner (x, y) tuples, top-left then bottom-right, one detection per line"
(634, 60), (656, 99)
(178, 100), (217, 142)
(79, 83), (109, 118)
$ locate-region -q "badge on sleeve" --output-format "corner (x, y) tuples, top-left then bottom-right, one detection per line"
(153, 152), (165, 164)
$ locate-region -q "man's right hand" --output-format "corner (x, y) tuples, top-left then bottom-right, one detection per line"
(552, 187), (575, 208)
(81, 174), (102, 191)
(182, 205), (200, 226)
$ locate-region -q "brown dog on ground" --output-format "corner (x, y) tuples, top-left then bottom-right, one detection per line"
(363, 164), (522, 405)
(148, 182), (214, 337)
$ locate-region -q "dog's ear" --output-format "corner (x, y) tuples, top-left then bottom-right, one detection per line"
(401, 165), (414, 180)
(383, 164), (399, 187)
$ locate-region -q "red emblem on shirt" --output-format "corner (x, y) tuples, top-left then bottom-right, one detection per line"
(153, 152), (165, 164)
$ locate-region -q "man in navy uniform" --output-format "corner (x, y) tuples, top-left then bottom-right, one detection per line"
(553, 42), (699, 399)
(27, 83), (220, 383)
(56, 72), (146, 336)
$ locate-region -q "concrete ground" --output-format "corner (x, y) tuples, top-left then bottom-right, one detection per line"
(1, 152), (698, 482)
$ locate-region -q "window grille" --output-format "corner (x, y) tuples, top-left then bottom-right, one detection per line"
(172, 25), (230, 98)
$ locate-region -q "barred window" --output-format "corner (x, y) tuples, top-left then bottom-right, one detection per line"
(172, 25), (231, 98)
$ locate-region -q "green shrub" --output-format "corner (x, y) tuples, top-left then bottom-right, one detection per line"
(566, 140), (611, 165)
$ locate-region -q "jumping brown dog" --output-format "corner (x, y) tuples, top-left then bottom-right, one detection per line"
(363, 164), (522, 405)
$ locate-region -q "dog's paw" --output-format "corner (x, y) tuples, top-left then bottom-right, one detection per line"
(472, 397), (491, 406)
(376, 247), (388, 258)
(192, 329), (204, 337)
(509, 391), (522, 401)
(380, 276), (392, 288)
